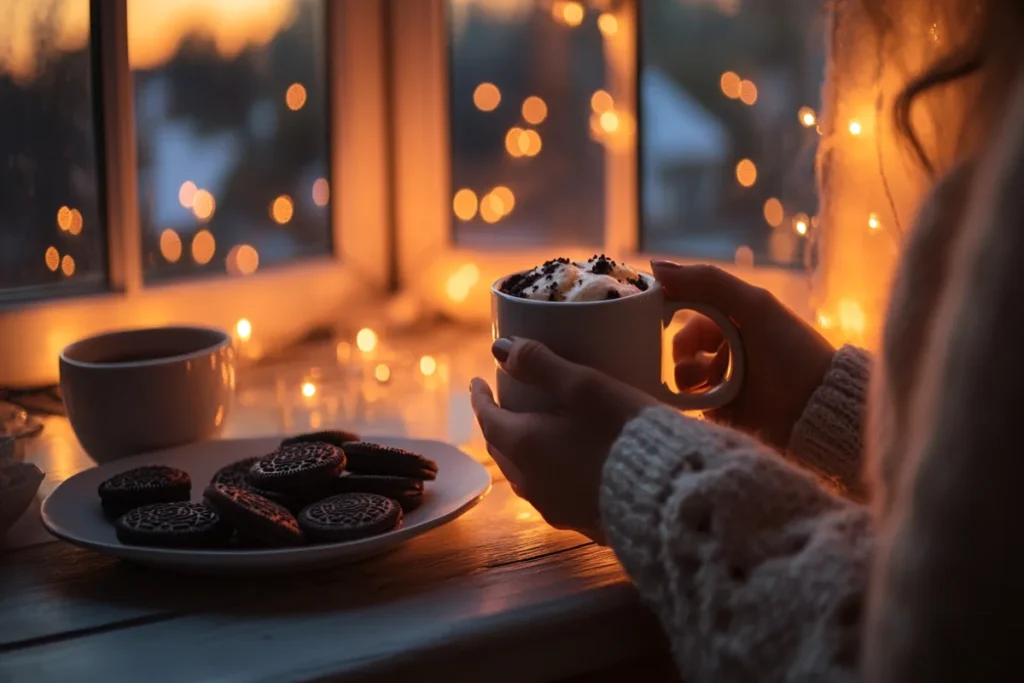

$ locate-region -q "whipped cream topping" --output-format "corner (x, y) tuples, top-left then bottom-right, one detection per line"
(499, 255), (649, 302)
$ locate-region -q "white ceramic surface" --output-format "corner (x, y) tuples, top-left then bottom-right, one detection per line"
(492, 272), (746, 413)
(40, 435), (491, 575)
(59, 326), (236, 463)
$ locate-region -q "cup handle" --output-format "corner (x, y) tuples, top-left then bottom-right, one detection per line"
(655, 301), (745, 411)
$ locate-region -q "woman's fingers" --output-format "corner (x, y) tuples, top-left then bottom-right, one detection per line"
(673, 314), (724, 363)
(675, 341), (731, 390)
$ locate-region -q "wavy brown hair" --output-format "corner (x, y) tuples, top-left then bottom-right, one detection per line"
(861, 0), (1024, 175)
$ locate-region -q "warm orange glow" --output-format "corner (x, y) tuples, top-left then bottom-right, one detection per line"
(271, 195), (294, 224)
(734, 245), (755, 268)
(453, 189), (479, 220)
(56, 206), (72, 231)
(599, 110), (620, 133)
(473, 83), (501, 112)
(590, 90), (613, 113)
(798, 106), (817, 127)
(159, 228), (182, 262)
(227, 244), (259, 275)
(374, 364), (391, 383)
(720, 71), (741, 99)
(763, 198), (784, 228)
(67, 209), (83, 235)
(191, 229), (216, 264)
(44, 246), (59, 272)
(192, 189), (215, 221)
(838, 298), (866, 336)
(490, 186), (515, 216)
(356, 328), (378, 353)
(739, 79), (758, 105)
(60, 254), (75, 277)
(848, 120), (863, 136)
(178, 181), (197, 208)
(559, 1), (584, 26)
(312, 178), (329, 207)
(868, 213), (881, 230)
(521, 96), (547, 125)
(235, 318), (252, 342)
(735, 159), (757, 187)
(446, 263), (480, 302)
(301, 381), (316, 398)
(419, 355), (437, 377)
(505, 127), (525, 158)
(794, 213), (810, 236)
(597, 12), (618, 36)
(285, 82), (306, 111)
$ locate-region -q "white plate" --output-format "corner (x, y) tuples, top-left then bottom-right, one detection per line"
(40, 436), (491, 575)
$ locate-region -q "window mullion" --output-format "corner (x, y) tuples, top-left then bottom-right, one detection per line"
(94, 0), (142, 295)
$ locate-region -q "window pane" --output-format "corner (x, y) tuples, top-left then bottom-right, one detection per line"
(130, 0), (331, 281)
(448, 0), (606, 248)
(641, 0), (824, 267)
(0, 0), (107, 297)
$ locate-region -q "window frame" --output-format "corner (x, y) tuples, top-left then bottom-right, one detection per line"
(0, 0), (393, 387)
(388, 0), (812, 323)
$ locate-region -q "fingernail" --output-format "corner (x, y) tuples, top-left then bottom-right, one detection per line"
(468, 379), (476, 393)
(491, 337), (513, 363)
(650, 259), (682, 270)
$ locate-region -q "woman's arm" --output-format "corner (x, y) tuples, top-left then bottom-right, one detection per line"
(601, 406), (874, 683)
(864, 75), (1024, 683)
(787, 345), (872, 500)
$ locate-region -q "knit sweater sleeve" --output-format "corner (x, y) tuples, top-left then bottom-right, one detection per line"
(600, 406), (874, 683)
(787, 345), (872, 499)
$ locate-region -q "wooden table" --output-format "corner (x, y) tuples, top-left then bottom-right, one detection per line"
(0, 331), (677, 683)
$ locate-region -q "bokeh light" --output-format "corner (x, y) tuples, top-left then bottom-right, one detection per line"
(159, 228), (182, 262)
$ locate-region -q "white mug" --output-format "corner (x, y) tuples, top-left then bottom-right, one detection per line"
(491, 272), (745, 413)
(59, 326), (236, 463)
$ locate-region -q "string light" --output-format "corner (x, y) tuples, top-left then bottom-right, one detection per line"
(192, 189), (215, 221)
(599, 110), (620, 133)
(374, 364), (392, 383)
(763, 198), (784, 227)
(419, 355), (437, 376)
(798, 107), (817, 127)
(301, 381), (316, 398)
(61, 254), (75, 277)
(868, 213), (881, 230)
(848, 120), (863, 136)
(597, 13), (618, 36)
(590, 90), (613, 113)
(739, 79), (758, 105)
(235, 318), (252, 342)
(285, 83), (306, 111)
(45, 246), (59, 271)
(735, 159), (757, 187)
(522, 96), (548, 125)
(473, 83), (501, 111)
(312, 178), (329, 207)
(793, 213), (810, 236)
(453, 189), (479, 220)
(720, 71), (741, 99)
(191, 229), (216, 264)
(56, 206), (72, 231)
(178, 181), (197, 208)
(356, 328), (378, 353)
(159, 228), (182, 262)
(271, 195), (294, 224)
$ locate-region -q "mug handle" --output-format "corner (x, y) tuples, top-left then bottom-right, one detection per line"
(655, 301), (745, 412)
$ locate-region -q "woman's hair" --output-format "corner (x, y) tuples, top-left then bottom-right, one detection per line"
(859, 0), (1024, 175)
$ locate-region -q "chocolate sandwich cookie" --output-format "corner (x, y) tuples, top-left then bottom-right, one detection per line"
(298, 492), (402, 543)
(209, 457), (294, 507)
(341, 442), (438, 481)
(98, 465), (192, 518)
(281, 429), (360, 450)
(115, 502), (230, 548)
(331, 473), (424, 512)
(203, 483), (304, 547)
(248, 442), (346, 494)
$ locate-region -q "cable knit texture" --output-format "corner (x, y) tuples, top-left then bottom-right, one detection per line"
(601, 407), (874, 683)
(787, 345), (871, 500)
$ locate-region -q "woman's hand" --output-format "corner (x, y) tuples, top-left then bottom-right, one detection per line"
(654, 260), (835, 452)
(470, 338), (658, 542)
